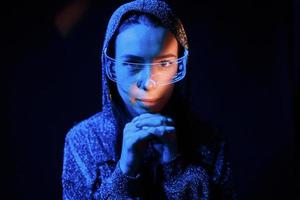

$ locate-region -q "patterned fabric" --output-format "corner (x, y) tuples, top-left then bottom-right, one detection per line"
(62, 0), (236, 199)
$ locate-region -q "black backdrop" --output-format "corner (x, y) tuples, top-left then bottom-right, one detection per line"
(4, 0), (298, 199)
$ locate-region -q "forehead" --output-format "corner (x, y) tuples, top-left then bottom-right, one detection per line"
(115, 24), (178, 58)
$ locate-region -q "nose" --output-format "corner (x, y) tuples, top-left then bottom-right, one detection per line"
(136, 65), (156, 90)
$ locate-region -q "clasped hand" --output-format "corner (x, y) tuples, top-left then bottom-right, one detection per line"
(119, 113), (178, 176)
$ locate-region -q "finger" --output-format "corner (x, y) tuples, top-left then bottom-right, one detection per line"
(136, 130), (156, 141)
(123, 122), (156, 138)
(135, 116), (173, 128)
(124, 122), (139, 132)
(142, 126), (175, 137)
(144, 126), (176, 144)
(131, 115), (144, 123)
(132, 113), (155, 123)
(137, 113), (173, 123)
(124, 129), (155, 146)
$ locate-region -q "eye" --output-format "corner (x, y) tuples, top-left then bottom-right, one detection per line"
(159, 60), (173, 67)
(122, 61), (142, 73)
(122, 59), (138, 67)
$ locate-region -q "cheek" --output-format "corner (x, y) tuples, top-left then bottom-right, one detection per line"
(116, 68), (130, 83)
(156, 84), (174, 100)
(116, 82), (138, 102)
(116, 83), (128, 102)
(163, 84), (175, 99)
(116, 68), (138, 91)
(150, 85), (174, 112)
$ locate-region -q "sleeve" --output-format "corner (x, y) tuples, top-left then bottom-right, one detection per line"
(62, 130), (95, 200)
(161, 154), (210, 200)
(210, 142), (237, 200)
(161, 142), (236, 200)
(62, 128), (143, 200)
(93, 161), (143, 199)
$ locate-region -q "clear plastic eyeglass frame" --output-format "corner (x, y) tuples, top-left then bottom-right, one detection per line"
(104, 48), (188, 87)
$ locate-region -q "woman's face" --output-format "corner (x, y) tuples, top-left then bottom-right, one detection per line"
(115, 24), (179, 117)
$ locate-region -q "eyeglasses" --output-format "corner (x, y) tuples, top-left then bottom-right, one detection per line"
(104, 48), (188, 87)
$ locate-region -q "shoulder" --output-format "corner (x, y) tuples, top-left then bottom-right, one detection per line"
(64, 111), (117, 162)
(65, 112), (104, 143)
(65, 112), (113, 156)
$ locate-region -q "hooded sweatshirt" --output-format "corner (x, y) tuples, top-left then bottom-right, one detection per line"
(62, 0), (236, 199)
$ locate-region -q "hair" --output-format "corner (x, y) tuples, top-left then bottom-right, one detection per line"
(118, 12), (163, 33)
(108, 12), (184, 57)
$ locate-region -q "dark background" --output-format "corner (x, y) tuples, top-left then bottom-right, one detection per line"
(4, 0), (298, 199)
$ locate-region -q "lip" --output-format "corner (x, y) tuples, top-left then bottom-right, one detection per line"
(136, 98), (161, 106)
(138, 98), (160, 102)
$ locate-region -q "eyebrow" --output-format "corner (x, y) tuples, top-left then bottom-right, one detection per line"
(121, 53), (177, 60)
(121, 55), (144, 61)
(155, 54), (177, 59)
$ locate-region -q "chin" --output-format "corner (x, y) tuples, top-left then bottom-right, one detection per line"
(142, 103), (166, 114)
(132, 104), (161, 115)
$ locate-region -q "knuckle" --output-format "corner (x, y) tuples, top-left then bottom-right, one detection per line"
(147, 127), (155, 133)
(124, 123), (131, 129)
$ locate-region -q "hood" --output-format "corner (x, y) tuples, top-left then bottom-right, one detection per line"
(99, 0), (189, 161)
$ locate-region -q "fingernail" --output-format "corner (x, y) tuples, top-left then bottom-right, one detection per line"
(166, 127), (175, 132)
(136, 122), (141, 127)
(167, 118), (173, 122)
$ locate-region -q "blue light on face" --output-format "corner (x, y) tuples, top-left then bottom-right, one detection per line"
(104, 48), (188, 87)
(104, 24), (187, 116)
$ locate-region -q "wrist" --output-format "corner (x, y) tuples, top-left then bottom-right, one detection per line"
(119, 156), (140, 177)
(160, 146), (178, 164)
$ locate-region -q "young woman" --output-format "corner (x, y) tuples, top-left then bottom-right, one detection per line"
(62, 0), (235, 199)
